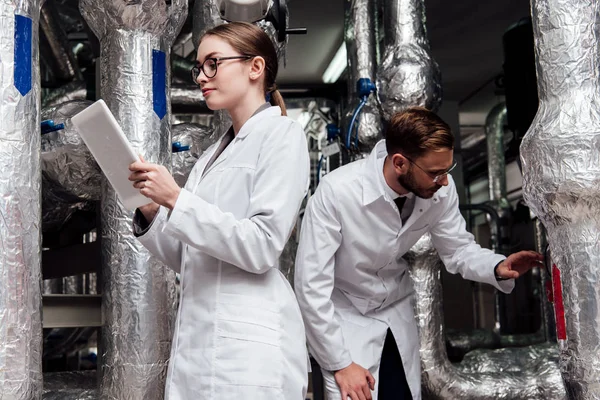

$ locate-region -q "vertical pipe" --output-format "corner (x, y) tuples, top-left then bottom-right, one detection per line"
(0, 1), (44, 398)
(521, 0), (600, 396)
(79, 1), (187, 398)
(376, 0), (442, 117)
(343, 0), (381, 151)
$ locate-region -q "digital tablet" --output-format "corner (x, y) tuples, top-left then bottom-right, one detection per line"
(71, 99), (153, 211)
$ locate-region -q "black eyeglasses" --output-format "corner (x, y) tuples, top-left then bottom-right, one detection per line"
(191, 55), (255, 84)
(403, 154), (457, 183)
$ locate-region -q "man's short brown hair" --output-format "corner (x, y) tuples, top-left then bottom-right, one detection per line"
(385, 107), (454, 159)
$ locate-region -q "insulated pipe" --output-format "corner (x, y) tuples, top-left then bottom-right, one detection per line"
(484, 103), (512, 334)
(521, 0), (600, 397)
(408, 236), (566, 399)
(79, 1), (187, 398)
(0, 1), (44, 399)
(39, 0), (82, 83)
(376, 0), (441, 117)
(343, 0), (381, 151)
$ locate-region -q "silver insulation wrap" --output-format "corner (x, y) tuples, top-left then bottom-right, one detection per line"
(171, 122), (215, 187)
(41, 100), (99, 232)
(0, 1), (44, 398)
(520, 0), (600, 397)
(41, 100), (100, 201)
(39, 0), (81, 83)
(191, 0), (222, 48)
(343, 0), (381, 151)
(376, 0), (442, 118)
(43, 371), (97, 400)
(408, 236), (566, 399)
(79, 0), (187, 398)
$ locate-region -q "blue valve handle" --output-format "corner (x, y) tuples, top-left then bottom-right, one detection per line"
(41, 119), (65, 135)
(172, 141), (190, 153)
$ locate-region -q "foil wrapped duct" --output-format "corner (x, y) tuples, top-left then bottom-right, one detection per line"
(41, 100), (101, 203)
(0, 1), (44, 398)
(484, 103), (512, 334)
(191, 0), (222, 48)
(171, 84), (206, 107)
(408, 235), (566, 399)
(42, 81), (87, 108)
(446, 328), (547, 361)
(39, 0), (82, 83)
(42, 81), (207, 109)
(171, 122), (216, 187)
(520, 0), (600, 397)
(343, 0), (381, 151)
(41, 100), (99, 233)
(376, 0), (442, 118)
(43, 371), (97, 400)
(79, 0), (187, 398)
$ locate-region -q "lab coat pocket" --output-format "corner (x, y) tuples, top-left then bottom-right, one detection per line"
(214, 293), (283, 389)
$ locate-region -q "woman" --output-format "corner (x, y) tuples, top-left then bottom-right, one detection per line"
(128, 22), (310, 399)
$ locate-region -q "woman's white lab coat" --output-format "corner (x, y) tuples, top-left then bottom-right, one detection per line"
(136, 106), (310, 400)
(294, 140), (514, 399)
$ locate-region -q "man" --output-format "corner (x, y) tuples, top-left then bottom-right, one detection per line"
(294, 107), (543, 400)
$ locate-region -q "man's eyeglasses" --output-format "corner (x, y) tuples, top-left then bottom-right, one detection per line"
(403, 155), (457, 183)
(191, 55), (254, 84)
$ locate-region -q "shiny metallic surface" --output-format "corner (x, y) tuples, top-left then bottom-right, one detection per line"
(171, 122), (216, 187)
(43, 371), (97, 400)
(42, 81), (87, 108)
(41, 100), (100, 202)
(376, 0), (442, 119)
(343, 0), (381, 151)
(40, 0), (81, 82)
(484, 103), (512, 333)
(0, 1), (44, 398)
(521, 0), (600, 397)
(41, 100), (99, 233)
(80, 0), (186, 398)
(171, 83), (206, 107)
(191, 0), (222, 48)
(408, 235), (566, 399)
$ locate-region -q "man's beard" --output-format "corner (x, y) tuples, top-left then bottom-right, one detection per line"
(397, 167), (441, 199)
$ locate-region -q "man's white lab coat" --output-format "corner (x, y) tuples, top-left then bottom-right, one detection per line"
(295, 140), (514, 399)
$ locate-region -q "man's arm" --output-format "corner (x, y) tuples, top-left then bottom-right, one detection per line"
(430, 183), (514, 293)
(294, 179), (353, 371)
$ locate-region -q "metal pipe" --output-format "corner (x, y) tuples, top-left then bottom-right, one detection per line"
(484, 103), (512, 334)
(79, 0), (187, 398)
(343, 0), (381, 151)
(0, 1), (44, 398)
(376, 0), (442, 118)
(521, 0), (600, 396)
(408, 236), (566, 399)
(39, 0), (82, 83)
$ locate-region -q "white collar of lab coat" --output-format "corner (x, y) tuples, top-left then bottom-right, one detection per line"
(361, 139), (450, 206)
(235, 105), (282, 139)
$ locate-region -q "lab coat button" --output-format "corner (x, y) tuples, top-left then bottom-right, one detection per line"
(419, 209), (423, 212)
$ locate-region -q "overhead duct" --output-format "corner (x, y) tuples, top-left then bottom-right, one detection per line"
(343, 0), (381, 151)
(376, 0), (442, 117)
(0, 1), (44, 398)
(408, 236), (566, 399)
(79, 0), (187, 398)
(39, 0), (82, 84)
(520, 0), (600, 397)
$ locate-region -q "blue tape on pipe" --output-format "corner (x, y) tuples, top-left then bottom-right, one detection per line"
(14, 14), (32, 96)
(152, 49), (167, 120)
